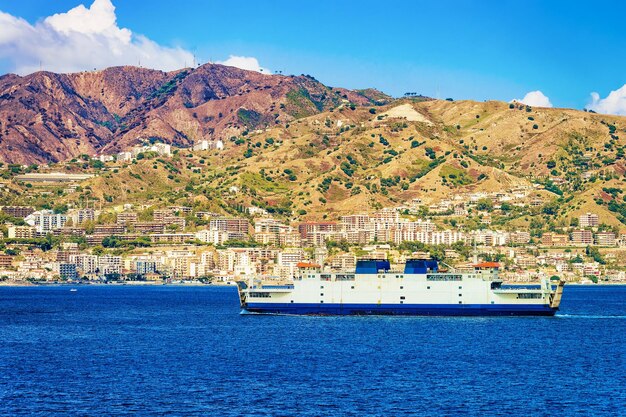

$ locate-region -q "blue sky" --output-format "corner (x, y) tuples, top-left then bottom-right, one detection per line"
(1, 0), (626, 113)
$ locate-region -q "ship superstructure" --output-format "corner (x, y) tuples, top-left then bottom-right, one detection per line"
(237, 259), (564, 316)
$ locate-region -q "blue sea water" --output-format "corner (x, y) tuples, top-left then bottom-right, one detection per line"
(0, 285), (624, 416)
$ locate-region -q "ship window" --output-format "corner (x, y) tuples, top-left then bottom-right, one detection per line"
(400, 286), (404, 289)
(458, 286), (462, 289)
(249, 292), (270, 298)
(458, 294), (462, 297)
(459, 301), (462, 304)
(491, 301), (494, 304)
(320, 285), (324, 289)
(400, 296), (405, 300)
(427, 286), (430, 290)
(400, 301), (404, 304)
(517, 293), (542, 299)
(336, 274), (355, 281)
(320, 300), (324, 303)
(351, 286), (355, 289)
(291, 300), (294, 303)
(320, 293), (324, 296)
(427, 274), (462, 281)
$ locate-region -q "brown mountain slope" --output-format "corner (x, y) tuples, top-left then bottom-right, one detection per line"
(0, 64), (390, 164)
(3, 99), (625, 231)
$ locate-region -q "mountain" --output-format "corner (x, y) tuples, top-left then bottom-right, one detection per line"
(0, 97), (618, 231)
(1, 65), (625, 230)
(0, 64), (390, 164)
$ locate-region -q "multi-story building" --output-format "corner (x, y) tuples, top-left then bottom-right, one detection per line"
(59, 263), (78, 280)
(510, 231), (531, 244)
(135, 260), (158, 276)
(99, 255), (122, 276)
(254, 232), (278, 245)
(7, 225), (36, 239)
(59, 227), (86, 237)
(515, 256), (538, 268)
(330, 254), (357, 271)
(371, 208), (400, 226)
(210, 218), (250, 235)
(68, 208), (95, 225)
(94, 224), (126, 236)
(0, 254), (13, 268)
(309, 230), (343, 247)
(117, 211), (138, 226)
(469, 230), (508, 246)
(595, 232), (616, 246)
(277, 249), (304, 267)
(25, 210), (67, 233)
(2, 206), (35, 218)
(278, 232), (301, 248)
(153, 209), (174, 223)
(69, 254), (98, 275)
(298, 222), (338, 241)
(579, 213), (599, 228)
(340, 214), (370, 231)
(168, 256), (194, 278)
(163, 216), (186, 230)
(199, 251), (216, 270)
(543, 233), (569, 246)
(56, 249), (79, 263)
(135, 222), (166, 234)
(254, 218), (289, 234)
(571, 229), (593, 245)
(345, 230), (374, 245)
(149, 234), (195, 244)
(226, 231), (248, 241)
(196, 229), (229, 245)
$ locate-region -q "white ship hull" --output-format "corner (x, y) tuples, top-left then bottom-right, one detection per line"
(238, 260), (564, 317)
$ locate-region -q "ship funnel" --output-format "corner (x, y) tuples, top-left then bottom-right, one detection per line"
(404, 259), (438, 274)
(356, 259), (391, 274)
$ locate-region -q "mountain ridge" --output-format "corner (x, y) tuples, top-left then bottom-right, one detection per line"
(0, 64), (391, 164)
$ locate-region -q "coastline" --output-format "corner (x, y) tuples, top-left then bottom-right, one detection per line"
(0, 281), (237, 287)
(1, 281), (624, 288)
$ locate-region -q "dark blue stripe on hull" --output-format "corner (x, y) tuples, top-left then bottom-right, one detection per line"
(243, 303), (558, 316)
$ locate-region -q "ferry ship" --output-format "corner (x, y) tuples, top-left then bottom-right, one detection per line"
(236, 259), (565, 316)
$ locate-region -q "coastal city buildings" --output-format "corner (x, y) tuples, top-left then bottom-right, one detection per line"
(1, 191), (624, 284)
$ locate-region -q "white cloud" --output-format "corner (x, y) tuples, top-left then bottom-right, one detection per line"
(586, 85), (626, 116)
(0, 0), (194, 74)
(218, 55), (270, 73)
(511, 90), (553, 108)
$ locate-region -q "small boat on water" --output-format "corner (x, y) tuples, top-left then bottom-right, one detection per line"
(70, 289), (78, 292)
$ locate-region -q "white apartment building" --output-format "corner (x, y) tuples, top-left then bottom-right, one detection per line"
(196, 229), (229, 245)
(7, 225), (36, 239)
(69, 254), (99, 274)
(579, 213), (599, 228)
(25, 210), (67, 233)
(99, 255), (122, 275)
